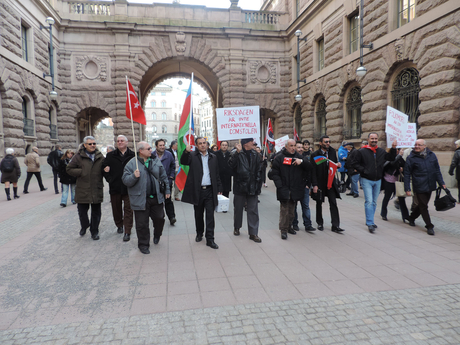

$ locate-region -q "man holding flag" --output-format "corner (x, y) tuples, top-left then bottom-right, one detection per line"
(310, 135), (344, 233)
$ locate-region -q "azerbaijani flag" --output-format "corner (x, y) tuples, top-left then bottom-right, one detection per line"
(176, 77), (195, 192)
(314, 156), (328, 165)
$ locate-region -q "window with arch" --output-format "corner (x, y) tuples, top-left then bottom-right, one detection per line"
(391, 67), (421, 126)
(344, 86), (363, 139)
(162, 125), (167, 134)
(161, 100), (166, 107)
(22, 96), (35, 137)
(174, 125), (178, 133)
(152, 112), (157, 120)
(49, 105), (57, 139)
(162, 113), (167, 120)
(153, 125), (157, 133)
(315, 97), (327, 140)
(294, 105), (302, 139)
(174, 113), (177, 121)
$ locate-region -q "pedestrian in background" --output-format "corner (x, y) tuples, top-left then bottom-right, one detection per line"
(1, 148), (21, 200)
(59, 149), (76, 207)
(167, 140), (181, 201)
(344, 143), (360, 198)
(47, 145), (63, 194)
(338, 141), (349, 190)
(23, 146), (47, 194)
(67, 136), (104, 240)
(216, 141), (232, 198)
(448, 139), (460, 203)
(102, 135), (136, 241)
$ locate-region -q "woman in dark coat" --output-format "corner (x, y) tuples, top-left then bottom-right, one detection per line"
(59, 149), (77, 207)
(1, 148), (21, 200)
(215, 141), (232, 197)
(448, 139), (460, 202)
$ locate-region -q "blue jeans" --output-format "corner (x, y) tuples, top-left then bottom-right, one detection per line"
(61, 184), (76, 205)
(350, 174), (360, 195)
(293, 188), (312, 227)
(361, 178), (381, 226)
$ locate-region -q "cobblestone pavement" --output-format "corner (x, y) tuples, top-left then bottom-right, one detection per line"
(0, 176), (459, 344)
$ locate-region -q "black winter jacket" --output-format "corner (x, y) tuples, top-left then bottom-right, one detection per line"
(59, 158), (77, 185)
(352, 147), (397, 181)
(268, 150), (312, 201)
(228, 148), (261, 196)
(448, 148), (460, 180)
(102, 148), (136, 195)
(310, 147), (341, 202)
(216, 150), (233, 192)
(47, 149), (63, 170)
(404, 148), (445, 193)
(344, 148), (360, 176)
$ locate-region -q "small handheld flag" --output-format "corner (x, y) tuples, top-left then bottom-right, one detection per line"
(314, 156), (328, 165)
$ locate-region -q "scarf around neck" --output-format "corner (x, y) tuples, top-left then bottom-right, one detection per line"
(362, 145), (378, 154)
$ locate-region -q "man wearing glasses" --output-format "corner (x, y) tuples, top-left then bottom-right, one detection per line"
(67, 136), (104, 240)
(122, 142), (170, 254)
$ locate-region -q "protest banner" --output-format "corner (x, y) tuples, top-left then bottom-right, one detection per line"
(385, 106), (408, 141)
(275, 135), (289, 152)
(216, 106), (260, 142)
(387, 123), (417, 148)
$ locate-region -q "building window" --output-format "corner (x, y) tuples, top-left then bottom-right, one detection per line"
(296, 0), (300, 17)
(391, 67), (421, 126)
(161, 92), (166, 96)
(161, 101), (166, 107)
(22, 97), (34, 136)
(174, 125), (178, 133)
(344, 87), (362, 139)
(318, 39), (324, 71)
(350, 14), (359, 54)
(398, 0), (415, 28)
(49, 107), (57, 139)
(162, 113), (167, 120)
(151, 92), (156, 96)
(162, 125), (167, 134)
(21, 25), (28, 62)
(152, 112), (156, 120)
(295, 105), (302, 139)
(315, 97), (327, 140)
(153, 125), (157, 133)
(174, 113), (177, 121)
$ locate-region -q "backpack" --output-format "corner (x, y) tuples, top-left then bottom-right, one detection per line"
(2, 156), (15, 173)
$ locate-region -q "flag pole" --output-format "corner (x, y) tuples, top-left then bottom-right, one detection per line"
(189, 73), (194, 146)
(126, 76), (139, 171)
(263, 119), (268, 160)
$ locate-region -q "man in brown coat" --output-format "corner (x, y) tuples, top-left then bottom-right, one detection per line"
(67, 136), (104, 240)
(23, 146), (47, 193)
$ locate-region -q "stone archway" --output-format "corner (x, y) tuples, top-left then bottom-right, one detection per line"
(75, 107), (110, 146)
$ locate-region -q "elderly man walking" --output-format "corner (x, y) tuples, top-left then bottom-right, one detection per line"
(269, 139), (312, 240)
(352, 133), (397, 233)
(228, 138), (262, 243)
(102, 135), (136, 241)
(23, 146), (47, 193)
(404, 139), (446, 235)
(67, 136), (104, 240)
(122, 141), (170, 254)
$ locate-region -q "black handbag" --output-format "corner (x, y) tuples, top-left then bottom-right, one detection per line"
(434, 187), (457, 212)
(311, 188), (322, 201)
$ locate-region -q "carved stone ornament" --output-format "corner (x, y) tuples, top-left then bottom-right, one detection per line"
(175, 32), (186, 55)
(347, 63), (353, 78)
(75, 55), (108, 82)
(20, 69), (38, 92)
(394, 38), (405, 61)
(249, 60), (277, 84)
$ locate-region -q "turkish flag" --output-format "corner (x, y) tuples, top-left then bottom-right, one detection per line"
(327, 161), (338, 189)
(126, 79), (146, 125)
(283, 157), (293, 165)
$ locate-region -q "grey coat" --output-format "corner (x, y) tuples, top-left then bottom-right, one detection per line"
(122, 156), (170, 211)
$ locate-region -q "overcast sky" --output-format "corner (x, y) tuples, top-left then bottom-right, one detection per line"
(128, 0), (261, 11)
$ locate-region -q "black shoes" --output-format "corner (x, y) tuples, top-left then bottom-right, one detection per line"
(14, 195), (20, 199)
(281, 231), (288, 240)
(60, 203), (66, 207)
(139, 247), (150, 254)
(55, 191), (59, 194)
(249, 235), (262, 243)
(117, 227), (123, 234)
(79, 228), (87, 236)
(368, 225), (375, 233)
(40, 188), (48, 191)
(317, 225), (324, 231)
(372, 224), (378, 229)
(153, 237), (160, 244)
(292, 224), (300, 231)
(382, 216), (388, 221)
(346, 192), (354, 196)
(353, 194), (359, 198)
(23, 191), (29, 194)
(288, 228), (297, 235)
(195, 235), (203, 242)
(123, 233), (130, 242)
(408, 220), (416, 227)
(427, 227), (435, 236)
(332, 227), (345, 233)
(91, 234), (100, 240)
(234, 228), (240, 236)
(206, 241), (219, 249)
(170, 218), (177, 225)
(305, 225), (316, 232)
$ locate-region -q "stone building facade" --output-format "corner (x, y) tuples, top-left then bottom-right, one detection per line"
(0, 0), (459, 183)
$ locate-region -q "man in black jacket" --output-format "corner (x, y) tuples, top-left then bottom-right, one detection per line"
(102, 135), (136, 241)
(228, 138), (262, 243)
(352, 133), (397, 233)
(310, 135), (344, 233)
(216, 141), (232, 198)
(269, 139), (312, 240)
(47, 145), (63, 194)
(181, 137), (222, 249)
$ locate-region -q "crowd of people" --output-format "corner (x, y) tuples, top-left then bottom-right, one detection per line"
(1, 134), (458, 253)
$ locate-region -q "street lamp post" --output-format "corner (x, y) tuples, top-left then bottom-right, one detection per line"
(294, 30), (307, 102)
(41, 17), (57, 101)
(356, 0), (373, 77)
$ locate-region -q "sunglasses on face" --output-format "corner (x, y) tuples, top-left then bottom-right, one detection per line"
(86, 143), (96, 146)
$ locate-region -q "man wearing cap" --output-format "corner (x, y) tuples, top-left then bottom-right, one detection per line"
(344, 142), (360, 198)
(228, 138), (262, 243)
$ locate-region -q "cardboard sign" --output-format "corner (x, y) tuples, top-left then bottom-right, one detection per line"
(216, 106), (260, 141)
(387, 123), (417, 148)
(385, 106), (408, 141)
(275, 135), (289, 152)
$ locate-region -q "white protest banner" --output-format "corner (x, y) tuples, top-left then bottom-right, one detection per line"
(275, 135), (289, 152)
(387, 123), (417, 148)
(216, 106), (260, 141)
(385, 106), (408, 141)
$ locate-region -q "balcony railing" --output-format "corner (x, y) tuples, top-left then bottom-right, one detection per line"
(244, 11), (281, 25)
(342, 128), (362, 140)
(50, 124), (58, 140)
(69, 2), (110, 15)
(23, 118), (35, 137)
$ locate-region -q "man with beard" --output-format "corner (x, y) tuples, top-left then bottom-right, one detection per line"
(215, 141), (232, 199)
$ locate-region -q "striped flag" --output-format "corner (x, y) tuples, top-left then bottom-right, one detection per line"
(294, 127), (299, 141)
(314, 156), (328, 165)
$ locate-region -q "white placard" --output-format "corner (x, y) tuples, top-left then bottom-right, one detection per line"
(385, 106), (408, 141)
(387, 123), (417, 148)
(216, 106), (260, 141)
(275, 135), (289, 152)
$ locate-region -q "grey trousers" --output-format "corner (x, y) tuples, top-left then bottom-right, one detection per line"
(233, 194), (259, 236)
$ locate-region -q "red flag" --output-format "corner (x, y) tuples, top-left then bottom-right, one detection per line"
(294, 127), (299, 141)
(126, 79), (146, 125)
(265, 119), (275, 154)
(327, 161), (338, 189)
